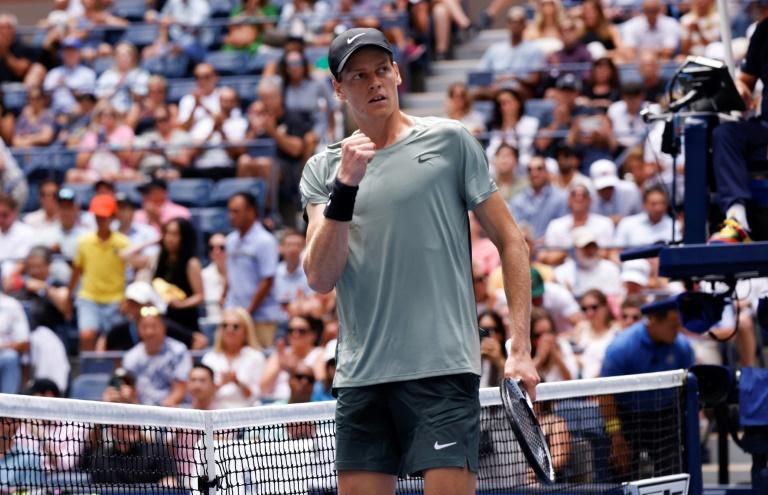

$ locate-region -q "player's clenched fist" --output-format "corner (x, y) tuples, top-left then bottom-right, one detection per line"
(337, 133), (376, 186)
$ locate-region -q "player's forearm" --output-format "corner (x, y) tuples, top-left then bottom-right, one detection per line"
(304, 216), (350, 294)
(500, 236), (532, 356)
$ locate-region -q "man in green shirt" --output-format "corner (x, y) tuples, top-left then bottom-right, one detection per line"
(300, 28), (537, 495)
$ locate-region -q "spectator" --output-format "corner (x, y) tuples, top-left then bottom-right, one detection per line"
(202, 307), (266, 408)
(552, 142), (591, 191)
(133, 178), (191, 235)
(187, 363), (217, 410)
(589, 159), (642, 224)
(567, 111), (617, 171)
(103, 281), (207, 351)
(524, 0), (566, 45)
(240, 77), (317, 223)
(178, 63), (222, 135)
(0, 90), (14, 144)
(6, 246), (70, 332)
(492, 143), (527, 202)
(122, 305), (192, 407)
(222, 0), (279, 53)
(68, 0), (129, 61)
(478, 310), (507, 387)
(23, 179), (60, 241)
(115, 192), (160, 281)
(0, 140), (27, 210)
(278, 48), (337, 143)
(201, 233), (227, 325)
(509, 155), (568, 240)
(134, 107), (193, 178)
(621, 0), (681, 61)
(277, 0), (331, 40)
(224, 192), (280, 348)
(102, 367), (138, 404)
(50, 187), (94, 264)
(0, 14), (46, 86)
(12, 86), (55, 148)
(554, 227), (621, 297)
(579, 0), (626, 60)
(0, 288), (30, 394)
(614, 184), (679, 248)
(443, 81), (485, 136)
(680, 0), (720, 57)
(57, 87), (98, 148)
(583, 56), (621, 110)
(473, 260), (494, 314)
(146, 0), (211, 61)
(24, 320), (72, 406)
(67, 101), (138, 184)
(288, 362), (316, 405)
(478, 7), (545, 93)
(574, 288), (621, 379)
(526, 307), (577, 381)
(66, 194), (131, 351)
(260, 314), (322, 402)
(542, 183), (614, 264)
(618, 294), (644, 329)
(0, 418), (42, 488)
(637, 50), (667, 104)
(486, 87), (539, 165)
(43, 37), (96, 118)
(312, 338), (336, 402)
(531, 267), (585, 335)
(153, 218), (204, 333)
(0, 193), (35, 281)
(547, 18), (592, 82)
(620, 259), (651, 296)
(95, 42), (150, 114)
(274, 229), (312, 325)
(608, 83), (649, 150)
(187, 86), (247, 178)
(534, 75), (585, 156)
(126, 75), (179, 135)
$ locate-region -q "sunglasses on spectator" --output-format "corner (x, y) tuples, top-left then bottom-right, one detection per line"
(196, 72), (215, 80)
(287, 326), (312, 336)
(622, 312), (642, 322)
(221, 322), (242, 331)
(580, 304), (600, 312)
(140, 306), (160, 318)
(209, 243), (226, 251)
(292, 373), (315, 383)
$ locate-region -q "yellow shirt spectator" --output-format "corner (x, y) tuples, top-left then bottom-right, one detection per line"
(73, 231), (130, 303)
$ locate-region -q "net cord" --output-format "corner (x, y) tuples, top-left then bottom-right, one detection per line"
(0, 369), (687, 429)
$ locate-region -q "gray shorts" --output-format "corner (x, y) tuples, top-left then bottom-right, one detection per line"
(335, 373), (480, 477)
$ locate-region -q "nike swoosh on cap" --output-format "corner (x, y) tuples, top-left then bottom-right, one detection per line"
(347, 33), (365, 44)
(433, 441), (457, 450)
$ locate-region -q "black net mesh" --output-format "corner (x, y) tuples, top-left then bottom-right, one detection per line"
(0, 382), (688, 494)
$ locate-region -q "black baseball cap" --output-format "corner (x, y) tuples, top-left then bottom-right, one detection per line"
(137, 177), (167, 194)
(328, 28), (393, 81)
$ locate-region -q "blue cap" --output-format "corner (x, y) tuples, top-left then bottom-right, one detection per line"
(640, 297), (678, 315)
(61, 37), (82, 50)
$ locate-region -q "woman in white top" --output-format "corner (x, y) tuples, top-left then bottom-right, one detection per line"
(444, 82), (486, 136)
(201, 307), (265, 408)
(528, 307), (578, 382)
(95, 42), (150, 114)
(486, 87), (539, 165)
(573, 289), (620, 379)
(260, 314), (322, 402)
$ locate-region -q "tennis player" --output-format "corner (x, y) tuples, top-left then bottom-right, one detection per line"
(300, 28), (538, 495)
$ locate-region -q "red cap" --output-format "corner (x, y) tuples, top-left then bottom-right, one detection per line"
(89, 194), (118, 217)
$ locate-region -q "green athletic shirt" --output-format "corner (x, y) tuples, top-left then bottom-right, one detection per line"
(300, 116), (498, 387)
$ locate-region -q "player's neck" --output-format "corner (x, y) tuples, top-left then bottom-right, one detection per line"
(356, 110), (415, 150)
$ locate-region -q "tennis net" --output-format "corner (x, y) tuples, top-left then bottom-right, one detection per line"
(0, 370), (697, 494)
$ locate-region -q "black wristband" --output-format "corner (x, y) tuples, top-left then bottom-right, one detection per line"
(323, 178), (358, 222)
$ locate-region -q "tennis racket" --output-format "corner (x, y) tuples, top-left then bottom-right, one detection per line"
(500, 378), (555, 484)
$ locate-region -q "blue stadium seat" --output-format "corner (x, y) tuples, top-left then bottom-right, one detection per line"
(115, 181), (143, 206)
(113, 0), (147, 21)
(246, 50), (284, 74)
(120, 24), (159, 49)
(23, 183), (39, 213)
(69, 373), (110, 401)
(209, 178), (267, 212)
(472, 101), (493, 124)
(80, 352), (122, 374)
(304, 46), (328, 66)
(525, 98), (556, 123)
(2, 84), (27, 112)
(232, 77), (261, 106)
(205, 51), (252, 76)
(167, 79), (197, 103)
(91, 56), (114, 76)
(467, 71), (493, 87)
(247, 139), (277, 158)
(62, 183), (95, 209)
(210, 0), (235, 17)
(142, 54), (190, 79)
(189, 207), (232, 237)
(168, 178), (214, 207)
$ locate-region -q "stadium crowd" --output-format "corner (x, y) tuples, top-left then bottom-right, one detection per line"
(0, 0), (766, 421)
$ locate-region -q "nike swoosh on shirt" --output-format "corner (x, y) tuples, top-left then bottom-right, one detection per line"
(433, 441), (457, 450)
(347, 33), (365, 44)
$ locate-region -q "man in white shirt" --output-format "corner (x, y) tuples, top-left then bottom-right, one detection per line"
(621, 0), (681, 60)
(201, 233), (226, 325)
(178, 63), (222, 138)
(274, 229), (313, 324)
(607, 84), (649, 149)
(189, 86), (247, 176)
(542, 184), (614, 265)
(589, 159), (642, 224)
(23, 179), (61, 244)
(614, 184), (680, 249)
(0, 291), (30, 393)
(0, 193), (35, 283)
(43, 37), (96, 117)
(554, 227), (622, 297)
